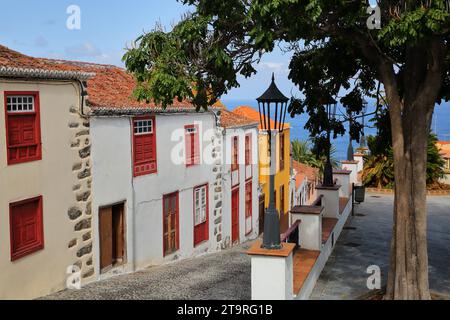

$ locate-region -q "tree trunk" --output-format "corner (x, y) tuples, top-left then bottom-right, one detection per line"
(385, 100), (433, 300)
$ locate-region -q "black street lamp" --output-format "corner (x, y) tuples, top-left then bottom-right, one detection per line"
(321, 96), (337, 187)
(347, 109), (354, 161)
(257, 73), (289, 250)
(359, 100), (368, 150)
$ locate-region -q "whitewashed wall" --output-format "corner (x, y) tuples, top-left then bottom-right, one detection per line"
(222, 126), (259, 247)
(91, 112), (218, 277)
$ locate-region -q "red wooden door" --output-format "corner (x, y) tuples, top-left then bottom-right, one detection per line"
(163, 192), (179, 256)
(231, 188), (239, 244)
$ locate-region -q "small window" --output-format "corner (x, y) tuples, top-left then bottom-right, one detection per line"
(245, 134), (252, 166)
(132, 116), (157, 177)
(185, 124), (200, 166)
(231, 136), (239, 171)
(5, 92), (42, 165)
(279, 133), (285, 171)
(134, 119), (153, 135)
(9, 196), (44, 261)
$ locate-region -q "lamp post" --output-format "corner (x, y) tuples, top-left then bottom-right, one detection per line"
(321, 96), (337, 187)
(359, 100), (368, 149)
(257, 73), (289, 250)
(347, 109), (354, 161)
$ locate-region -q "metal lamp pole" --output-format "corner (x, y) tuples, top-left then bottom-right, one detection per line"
(322, 99), (337, 187)
(257, 74), (289, 250)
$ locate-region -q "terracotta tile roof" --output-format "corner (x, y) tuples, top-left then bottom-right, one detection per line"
(42, 59), (203, 112)
(438, 141), (450, 145)
(233, 105), (290, 130)
(0, 45), (220, 113)
(292, 160), (319, 188)
(220, 109), (259, 129)
(0, 45), (93, 79)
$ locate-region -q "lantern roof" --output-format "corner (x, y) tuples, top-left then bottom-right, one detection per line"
(257, 73), (289, 103)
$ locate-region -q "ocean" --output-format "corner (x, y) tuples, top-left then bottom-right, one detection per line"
(222, 99), (450, 161)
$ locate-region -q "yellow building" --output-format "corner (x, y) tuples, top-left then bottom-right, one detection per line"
(233, 106), (291, 231)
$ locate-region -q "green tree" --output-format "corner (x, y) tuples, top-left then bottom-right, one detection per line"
(291, 139), (338, 179)
(124, 1), (450, 299)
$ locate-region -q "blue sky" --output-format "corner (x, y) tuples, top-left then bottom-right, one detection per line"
(0, 0), (298, 101)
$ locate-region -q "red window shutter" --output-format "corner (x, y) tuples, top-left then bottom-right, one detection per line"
(245, 134), (252, 165)
(9, 196), (44, 261)
(232, 136), (239, 171)
(185, 124), (200, 166)
(245, 182), (252, 234)
(5, 92), (41, 165)
(133, 116), (157, 177)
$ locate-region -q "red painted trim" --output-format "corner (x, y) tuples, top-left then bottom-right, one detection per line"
(185, 124), (200, 167)
(231, 187), (240, 244)
(245, 181), (253, 236)
(9, 195), (44, 261)
(245, 133), (253, 181)
(193, 183), (209, 246)
(4, 91), (42, 165)
(132, 116), (157, 177)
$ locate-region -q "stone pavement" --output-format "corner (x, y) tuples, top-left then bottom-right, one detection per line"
(42, 242), (253, 300)
(42, 193), (449, 300)
(310, 193), (450, 299)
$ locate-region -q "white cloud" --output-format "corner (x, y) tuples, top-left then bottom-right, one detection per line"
(259, 62), (288, 74)
(65, 42), (105, 58)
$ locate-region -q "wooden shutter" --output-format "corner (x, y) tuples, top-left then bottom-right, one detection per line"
(185, 124), (200, 166)
(232, 136), (239, 171)
(9, 196), (44, 261)
(245, 182), (252, 235)
(163, 192), (179, 256)
(133, 117), (157, 177)
(5, 92), (41, 165)
(231, 188), (240, 243)
(99, 207), (113, 271)
(245, 134), (251, 165)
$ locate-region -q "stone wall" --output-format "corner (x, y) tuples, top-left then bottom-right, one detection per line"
(212, 123), (225, 251)
(67, 105), (94, 282)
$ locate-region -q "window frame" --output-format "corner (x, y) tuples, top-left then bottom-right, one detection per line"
(193, 183), (209, 246)
(279, 132), (285, 171)
(231, 136), (239, 172)
(9, 196), (44, 261)
(185, 124), (200, 167)
(132, 116), (157, 177)
(4, 91), (42, 165)
(245, 181), (253, 235)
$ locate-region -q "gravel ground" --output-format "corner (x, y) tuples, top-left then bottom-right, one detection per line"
(42, 242), (254, 300)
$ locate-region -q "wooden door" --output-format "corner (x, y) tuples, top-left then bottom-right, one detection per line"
(99, 207), (113, 271)
(231, 188), (239, 244)
(112, 205), (125, 264)
(259, 195), (265, 235)
(163, 192), (179, 256)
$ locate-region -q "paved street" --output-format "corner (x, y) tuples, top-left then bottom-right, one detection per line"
(311, 194), (450, 299)
(43, 193), (450, 300)
(43, 242), (253, 300)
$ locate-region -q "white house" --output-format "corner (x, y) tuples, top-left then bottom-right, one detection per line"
(219, 109), (260, 248)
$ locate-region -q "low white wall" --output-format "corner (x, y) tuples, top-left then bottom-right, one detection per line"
(342, 162), (358, 185)
(251, 254), (293, 300)
(334, 173), (351, 198)
(291, 212), (322, 251)
(316, 187), (340, 219)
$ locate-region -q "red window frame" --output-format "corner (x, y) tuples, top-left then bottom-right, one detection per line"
(193, 184), (209, 246)
(245, 181), (252, 235)
(185, 124), (200, 167)
(231, 136), (239, 171)
(245, 134), (252, 166)
(9, 196), (44, 261)
(279, 132), (285, 171)
(132, 116), (157, 177)
(4, 91), (42, 165)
